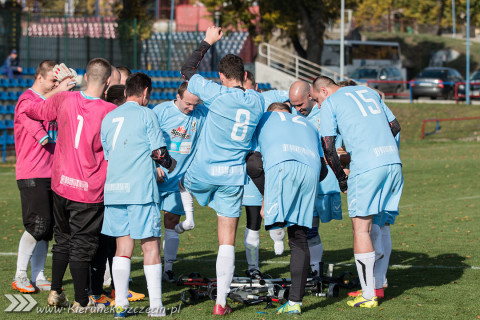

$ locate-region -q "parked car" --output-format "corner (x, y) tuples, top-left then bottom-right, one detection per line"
(349, 66), (405, 95)
(458, 70), (480, 98)
(411, 67), (463, 100)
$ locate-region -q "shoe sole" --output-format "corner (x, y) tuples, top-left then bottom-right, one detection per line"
(127, 296), (145, 302)
(12, 283), (35, 294)
(348, 291), (384, 299)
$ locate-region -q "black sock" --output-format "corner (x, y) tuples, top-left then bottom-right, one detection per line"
(70, 261), (91, 307)
(51, 252), (69, 294)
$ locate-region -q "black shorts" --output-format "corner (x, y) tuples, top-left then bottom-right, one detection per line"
(17, 178), (54, 241)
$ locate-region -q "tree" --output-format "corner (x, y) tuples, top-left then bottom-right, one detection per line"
(201, 0), (354, 64)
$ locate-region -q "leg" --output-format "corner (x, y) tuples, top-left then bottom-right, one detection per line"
(216, 216), (239, 308)
(246, 151), (264, 195)
(67, 201), (104, 307)
(141, 237), (164, 316)
(244, 206), (261, 273)
(113, 236), (135, 309)
(30, 240), (49, 283)
(50, 193), (70, 295)
(351, 216), (376, 300)
(176, 180), (195, 233)
(163, 211), (180, 278)
(287, 225), (310, 304)
(89, 234), (111, 296)
(307, 217), (323, 275)
(379, 224), (392, 288)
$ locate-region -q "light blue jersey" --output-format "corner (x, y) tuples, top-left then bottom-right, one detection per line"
(261, 90), (289, 112)
(153, 100), (208, 192)
(320, 86), (401, 175)
(306, 106), (341, 195)
(101, 101), (166, 205)
(255, 111), (323, 174)
(186, 74), (265, 186)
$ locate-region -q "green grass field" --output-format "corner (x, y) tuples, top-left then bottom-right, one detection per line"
(0, 103), (478, 319)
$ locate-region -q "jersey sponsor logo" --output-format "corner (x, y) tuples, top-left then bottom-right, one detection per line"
(191, 121), (197, 132)
(104, 183), (131, 193)
(210, 165), (244, 177)
(373, 145), (397, 157)
(282, 144), (317, 159)
(170, 126), (191, 139)
(169, 141), (192, 154)
(60, 175), (88, 191)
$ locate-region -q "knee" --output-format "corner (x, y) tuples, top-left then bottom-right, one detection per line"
(246, 152), (263, 178)
(27, 216), (53, 241)
(307, 227), (322, 247)
(164, 212), (180, 229)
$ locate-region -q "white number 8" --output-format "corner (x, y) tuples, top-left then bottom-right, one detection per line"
(231, 109), (251, 141)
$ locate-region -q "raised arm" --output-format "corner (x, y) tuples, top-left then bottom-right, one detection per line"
(181, 26), (223, 81)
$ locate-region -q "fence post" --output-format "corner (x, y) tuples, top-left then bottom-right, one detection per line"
(64, 14), (68, 65)
(133, 18), (137, 70)
(101, 16), (105, 58)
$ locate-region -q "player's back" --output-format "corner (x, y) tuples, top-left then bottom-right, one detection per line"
(320, 86), (400, 175)
(256, 111), (322, 174)
(306, 106), (340, 195)
(102, 101), (164, 205)
(53, 91), (116, 203)
(153, 101), (207, 191)
(186, 74), (265, 185)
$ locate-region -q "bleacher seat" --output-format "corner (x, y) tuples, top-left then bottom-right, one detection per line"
(0, 120), (5, 130)
(7, 135), (15, 145)
(7, 105), (15, 114)
(5, 120), (14, 128)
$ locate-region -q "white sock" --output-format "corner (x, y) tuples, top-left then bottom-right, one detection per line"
(15, 231), (37, 279)
(215, 245), (235, 308)
(288, 300), (302, 306)
(144, 264), (164, 316)
(31, 240), (48, 281)
(177, 181), (195, 232)
(370, 224), (384, 261)
(163, 229), (179, 272)
(244, 228), (259, 271)
(308, 243), (323, 275)
(354, 251), (375, 299)
(112, 256), (131, 308)
(104, 261), (112, 286)
(381, 225), (392, 287)
(269, 228), (285, 255)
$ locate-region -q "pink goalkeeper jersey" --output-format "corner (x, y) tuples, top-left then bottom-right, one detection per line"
(25, 91), (117, 203)
(14, 89), (55, 180)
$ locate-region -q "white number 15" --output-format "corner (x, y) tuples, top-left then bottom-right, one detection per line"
(345, 89), (381, 117)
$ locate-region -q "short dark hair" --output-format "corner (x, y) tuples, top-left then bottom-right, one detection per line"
(105, 84), (126, 106)
(86, 58), (111, 84)
(125, 72), (152, 98)
(177, 82), (188, 99)
(267, 102), (292, 113)
(117, 66), (131, 76)
(218, 54), (244, 82)
(312, 75), (337, 91)
(246, 71), (256, 86)
(35, 60), (56, 79)
(338, 79), (357, 87)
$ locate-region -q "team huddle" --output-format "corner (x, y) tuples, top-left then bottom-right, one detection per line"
(11, 26), (403, 317)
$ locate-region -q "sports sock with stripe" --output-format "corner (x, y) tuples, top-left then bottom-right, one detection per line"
(354, 251), (376, 299)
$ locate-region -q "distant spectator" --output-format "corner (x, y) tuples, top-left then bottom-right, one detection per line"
(1, 50), (23, 79)
(117, 66), (131, 85)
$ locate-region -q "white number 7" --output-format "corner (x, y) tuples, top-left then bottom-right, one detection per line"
(345, 89), (381, 117)
(111, 117), (124, 151)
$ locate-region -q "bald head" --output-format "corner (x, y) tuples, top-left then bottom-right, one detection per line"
(289, 80), (315, 116)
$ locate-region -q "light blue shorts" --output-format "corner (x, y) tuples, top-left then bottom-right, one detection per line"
(160, 191), (185, 215)
(315, 192), (343, 223)
(183, 172), (243, 218)
(264, 161), (319, 229)
(347, 164), (403, 219)
(242, 178), (263, 207)
(101, 203), (162, 239)
(373, 210), (399, 226)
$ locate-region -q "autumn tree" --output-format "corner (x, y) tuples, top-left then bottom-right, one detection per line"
(202, 0), (354, 64)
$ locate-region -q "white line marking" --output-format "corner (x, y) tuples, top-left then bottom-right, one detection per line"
(0, 253), (477, 270)
(456, 195), (480, 200)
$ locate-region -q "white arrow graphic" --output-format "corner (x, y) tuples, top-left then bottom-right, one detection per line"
(14, 295), (28, 312)
(23, 295), (37, 312)
(4, 294), (19, 312)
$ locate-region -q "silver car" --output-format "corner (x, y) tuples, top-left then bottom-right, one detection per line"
(349, 66), (405, 96)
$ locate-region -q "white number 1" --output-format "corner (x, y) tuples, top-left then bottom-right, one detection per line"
(74, 115), (84, 149)
(111, 117), (124, 151)
(345, 89), (381, 117)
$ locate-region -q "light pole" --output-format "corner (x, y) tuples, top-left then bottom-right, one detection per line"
(340, 0), (345, 81)
(466, 0), (470, 105)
